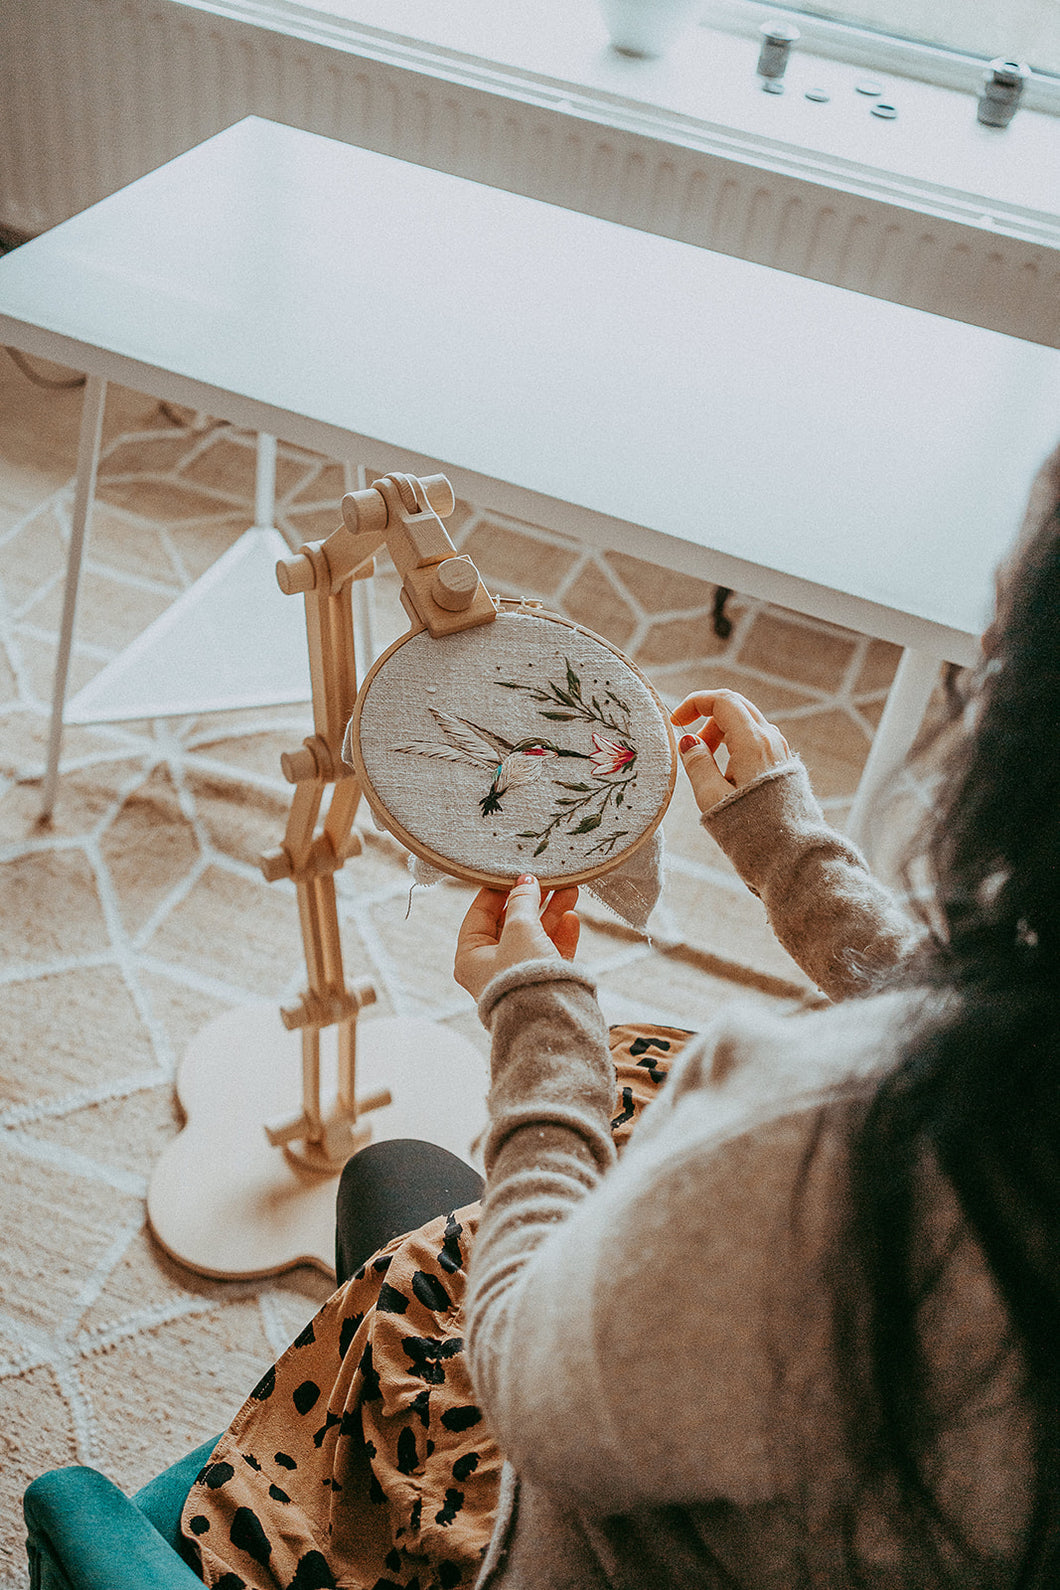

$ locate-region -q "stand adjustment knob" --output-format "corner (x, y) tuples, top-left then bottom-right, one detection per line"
(431, 556), (479, 611)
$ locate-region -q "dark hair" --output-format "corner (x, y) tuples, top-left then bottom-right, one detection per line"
(829, 501), (1060, 1585)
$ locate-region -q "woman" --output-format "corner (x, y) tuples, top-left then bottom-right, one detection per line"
(182, 449), (1059, 1590)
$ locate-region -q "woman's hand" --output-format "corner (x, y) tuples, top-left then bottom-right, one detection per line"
(670, 689), (790, 814)
(454, 875), (581, 1002)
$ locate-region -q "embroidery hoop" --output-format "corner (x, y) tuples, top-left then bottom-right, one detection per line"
(347, 599), (677, 891)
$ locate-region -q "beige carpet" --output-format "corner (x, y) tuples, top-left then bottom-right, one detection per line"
(0, 353), (931, 1584)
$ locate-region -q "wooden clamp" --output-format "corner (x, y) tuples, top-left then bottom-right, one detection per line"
(276, 472), (495, 638)
(340, 472), (497, 637)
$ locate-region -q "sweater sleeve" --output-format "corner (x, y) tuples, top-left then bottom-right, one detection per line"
(468, 956), (617, 1319)
(466, 979), (883, 1520)
(702, 757), (921, 999)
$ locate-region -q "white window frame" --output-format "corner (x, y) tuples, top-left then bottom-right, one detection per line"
(700, 0), (1060, 113)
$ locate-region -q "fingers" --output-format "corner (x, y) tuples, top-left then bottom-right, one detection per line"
(455, 886), (507, 952)
(676, 733), (734, 813)
(671, 690), (788, 758)
(671, 689), (771, 731)
(551, 910), (581, 962)
(460, 879), (578, 947)
(503, 877), (581, 959)
(502, 873), (542, 924)
(454, 886), (509, 999)
(495, 875), (552, 965)
(455, 876), (582, 1000)
(539, 884), (578, 939)
(671, 688), (790, 812)
(540, 885), (580, 962)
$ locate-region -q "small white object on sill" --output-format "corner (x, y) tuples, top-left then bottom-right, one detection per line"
(597, 0), (703, 60)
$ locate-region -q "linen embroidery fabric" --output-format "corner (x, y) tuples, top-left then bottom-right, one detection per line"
(180, 1023), (693, 1590)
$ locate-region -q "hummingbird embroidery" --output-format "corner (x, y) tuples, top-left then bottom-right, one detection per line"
(396, 708), (589, 815)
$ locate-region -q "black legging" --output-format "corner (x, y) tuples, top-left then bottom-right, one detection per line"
(334, 1138), (485, 1284)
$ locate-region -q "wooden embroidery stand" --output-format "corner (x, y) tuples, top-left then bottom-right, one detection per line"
(146, 474), (495, 1279)
(262, 471), (496, 1165)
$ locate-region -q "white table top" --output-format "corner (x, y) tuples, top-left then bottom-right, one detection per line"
(2, 115), (1058, 664)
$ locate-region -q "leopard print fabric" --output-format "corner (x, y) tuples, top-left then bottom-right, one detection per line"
(180, 1023), (692, 1590)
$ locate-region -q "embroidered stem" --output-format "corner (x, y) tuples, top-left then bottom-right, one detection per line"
(517, 771), (637, 857)
(497, 658), (632, 740)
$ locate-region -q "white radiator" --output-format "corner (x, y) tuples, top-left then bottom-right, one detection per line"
(2, 0), (1058, 345)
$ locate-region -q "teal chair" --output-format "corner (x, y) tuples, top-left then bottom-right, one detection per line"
(24, 1435), (221, 1589)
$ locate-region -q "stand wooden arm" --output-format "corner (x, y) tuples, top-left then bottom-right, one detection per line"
(262, 472), (494, 1171)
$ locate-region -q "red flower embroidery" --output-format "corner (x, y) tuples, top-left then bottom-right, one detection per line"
(589, 733), (635, 777)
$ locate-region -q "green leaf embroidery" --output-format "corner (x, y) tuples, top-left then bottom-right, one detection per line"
(486, 659), (640, 854)
(588, 828), (630, 855)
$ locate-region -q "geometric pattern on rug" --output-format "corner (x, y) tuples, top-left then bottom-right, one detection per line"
(0, 364), (931, 1584)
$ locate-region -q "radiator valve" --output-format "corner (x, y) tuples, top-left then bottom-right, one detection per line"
(757, 19), (800, 82)
(977, 58), (1028, 127)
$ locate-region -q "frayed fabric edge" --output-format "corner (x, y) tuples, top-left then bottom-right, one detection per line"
(402, 836), (664, 938)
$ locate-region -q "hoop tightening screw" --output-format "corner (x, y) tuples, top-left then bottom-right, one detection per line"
(757, 19), (800, 80)
(977, 59), (1028, 127)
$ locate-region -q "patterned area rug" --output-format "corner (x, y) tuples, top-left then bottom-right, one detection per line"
(0, 361), (932, 1584)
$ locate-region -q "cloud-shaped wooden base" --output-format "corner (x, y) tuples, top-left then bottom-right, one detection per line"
(147, 1004), (487, 1280)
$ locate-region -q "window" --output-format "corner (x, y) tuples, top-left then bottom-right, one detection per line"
(781, 0), (1059, 74)
(702, 0), (1060, 101)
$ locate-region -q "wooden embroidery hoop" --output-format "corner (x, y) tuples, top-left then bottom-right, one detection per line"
(346, 601), (677, 891)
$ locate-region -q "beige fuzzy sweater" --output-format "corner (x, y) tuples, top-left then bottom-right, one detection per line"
(466, 759), (1030, 1588)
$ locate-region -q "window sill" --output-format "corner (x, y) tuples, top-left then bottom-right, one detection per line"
(190, 0), (1060, 245)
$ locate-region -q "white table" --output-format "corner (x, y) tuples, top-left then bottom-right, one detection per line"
(2, 116), (1059, 839)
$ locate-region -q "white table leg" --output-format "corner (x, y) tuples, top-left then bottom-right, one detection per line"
(254, 432), (277, 529)
(846, 647), (941, 856)
(40, 374), (108, 821)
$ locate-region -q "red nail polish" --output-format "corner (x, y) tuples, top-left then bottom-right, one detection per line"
(516, 874), (535, 885)
(678, 734), (699, 753)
